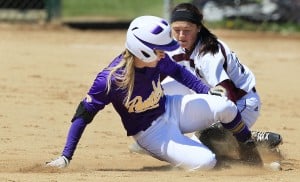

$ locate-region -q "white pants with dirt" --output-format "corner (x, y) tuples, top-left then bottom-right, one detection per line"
(161, 77), (261, 128)
(133, 94), (238, 171)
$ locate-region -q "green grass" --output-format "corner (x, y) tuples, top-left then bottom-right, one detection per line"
(62, 0), (188, 20)
(61, 0), (300, 33)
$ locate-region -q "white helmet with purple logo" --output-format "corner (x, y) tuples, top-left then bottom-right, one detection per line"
(125, 15), (179, 62)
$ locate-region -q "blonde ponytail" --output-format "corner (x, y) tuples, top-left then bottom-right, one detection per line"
(106, 50), (135, 107)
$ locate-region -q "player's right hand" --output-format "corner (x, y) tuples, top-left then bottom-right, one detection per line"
(46, 155), (70, 168)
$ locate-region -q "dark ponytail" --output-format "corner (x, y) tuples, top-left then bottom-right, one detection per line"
(198, 25), (219, 55)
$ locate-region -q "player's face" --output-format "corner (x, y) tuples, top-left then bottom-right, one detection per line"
(171, 21), (200, 51)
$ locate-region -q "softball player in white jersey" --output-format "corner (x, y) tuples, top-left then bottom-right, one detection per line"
(164, 40), (259, 128)
(165, 2), (282, 148)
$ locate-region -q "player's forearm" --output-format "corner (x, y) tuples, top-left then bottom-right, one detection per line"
(62, 118), (87, 160)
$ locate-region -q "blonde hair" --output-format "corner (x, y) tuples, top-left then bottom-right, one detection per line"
(106, 49), (135, 107)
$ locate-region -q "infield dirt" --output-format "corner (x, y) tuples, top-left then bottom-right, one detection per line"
(0, 24), (299, 181)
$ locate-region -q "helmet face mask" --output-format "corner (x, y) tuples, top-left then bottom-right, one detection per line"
(126, 16), (179, 62)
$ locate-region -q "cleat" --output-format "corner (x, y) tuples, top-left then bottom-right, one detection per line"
(196, 123), (282, 165)
(251, 131), (282, 149)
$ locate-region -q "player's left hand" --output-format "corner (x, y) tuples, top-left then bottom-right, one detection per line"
(46, 155), (70, 168)
(208, 85), (227, 97)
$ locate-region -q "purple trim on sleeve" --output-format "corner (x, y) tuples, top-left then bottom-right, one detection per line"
(202, 86), (210, 94)
(62, 118), (87, 160)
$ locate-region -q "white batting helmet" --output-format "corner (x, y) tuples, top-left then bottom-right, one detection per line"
(125, 15), (179, 62)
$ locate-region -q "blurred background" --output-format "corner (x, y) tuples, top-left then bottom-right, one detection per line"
(0, 0), (299, 32)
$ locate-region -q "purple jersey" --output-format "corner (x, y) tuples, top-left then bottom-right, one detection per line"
(62, 53), (209, 159)
(84, 53), (209, 136)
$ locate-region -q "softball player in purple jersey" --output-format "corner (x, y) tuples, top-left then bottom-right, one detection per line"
(46, 15), (261, 170)
(161, 3), (282, 149)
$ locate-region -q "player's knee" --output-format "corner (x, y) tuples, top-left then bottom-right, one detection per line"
(181, 152), (217, 171)
(189, 153), (217, 171)
(216, 99), (238, 124)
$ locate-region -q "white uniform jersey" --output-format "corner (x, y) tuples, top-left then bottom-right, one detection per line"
(166, 40), (260, 128)
(169, 40), (256, 92)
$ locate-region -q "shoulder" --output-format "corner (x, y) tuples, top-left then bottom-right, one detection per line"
(217, 39), (231, 54)
(94, 54), (124, 86)
(160, 54), (175, 66)
(107, 53), (124, 68)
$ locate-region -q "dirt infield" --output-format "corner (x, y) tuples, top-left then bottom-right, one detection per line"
(1, 24), (299, 181)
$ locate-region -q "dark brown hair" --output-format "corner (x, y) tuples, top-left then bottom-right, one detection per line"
(171, 3), (219, 55)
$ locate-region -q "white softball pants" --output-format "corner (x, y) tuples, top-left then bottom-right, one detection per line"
(161, 77), (261, 128)
(133, 94), (238, 171)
